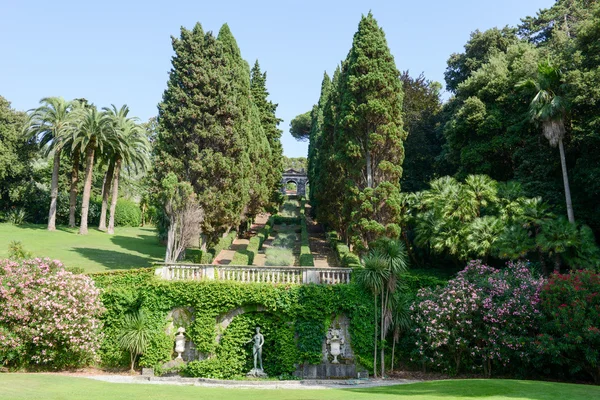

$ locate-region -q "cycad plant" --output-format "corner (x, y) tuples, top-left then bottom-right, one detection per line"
(117, 310), (155, 372)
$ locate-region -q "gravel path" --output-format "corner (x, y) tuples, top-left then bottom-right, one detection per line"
(83, 375), (421, 390)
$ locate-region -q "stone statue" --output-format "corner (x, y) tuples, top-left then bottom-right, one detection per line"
(246, 327), (267, 377)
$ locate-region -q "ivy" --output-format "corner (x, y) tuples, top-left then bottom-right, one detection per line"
(92, 271), (376, 377)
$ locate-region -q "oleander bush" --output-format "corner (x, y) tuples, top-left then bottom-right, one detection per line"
(0, 258), (104, 369)
(410, 260), (544, 377)
(533, 270), (600, 383)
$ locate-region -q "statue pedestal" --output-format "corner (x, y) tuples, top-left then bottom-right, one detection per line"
(246, 368), (268, 378)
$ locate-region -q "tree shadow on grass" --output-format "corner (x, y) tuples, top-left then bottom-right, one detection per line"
(109, 233), (165, 259)
(341, 379), (600, 399)
(71, 247), (157, 270)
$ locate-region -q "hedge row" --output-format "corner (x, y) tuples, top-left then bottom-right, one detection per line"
(258, 216), (274, 249)
(298, 198), (314, 267)
(327, 231), (361, 268)
(200, 231), (237, 264)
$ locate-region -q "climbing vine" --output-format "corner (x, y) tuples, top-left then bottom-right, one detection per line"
(92, 270), (376, 377)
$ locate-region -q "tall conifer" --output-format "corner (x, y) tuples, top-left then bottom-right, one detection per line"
(250, 61), (284, 204)
(156, 23), (247, 246)
(336, 13), (406, 249)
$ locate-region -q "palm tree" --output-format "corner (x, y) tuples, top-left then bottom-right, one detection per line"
(66, 99), (91, 228)
(390, 292), (411, 372)
(106, 113), (149, 234)
(98, 105), (131, 232)
(72, 106), (112, 235)
(357, 238), (409, 377)
(519, 60), (575, 223)
(117, 310), (155, 372)
(355, 252), (388, 378)
(373, 238), (409, 376)
(24, 97), (75, 231)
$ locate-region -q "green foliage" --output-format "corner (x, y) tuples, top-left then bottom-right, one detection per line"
(7, 240), (32, 260)
(264, 247), (294, 266)
(535, 270), (600, 383)
(6, 208), (26, 225)
(289, 112), (311, 142)
(113, 199), (141, 227)
(199, 231), (237, 264)
(92, 272), (375, 375)
(299, 219), (314, 267)
(118, 310), (157, 371)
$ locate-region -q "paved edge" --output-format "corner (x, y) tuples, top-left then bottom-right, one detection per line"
(83, 375), (421, 390)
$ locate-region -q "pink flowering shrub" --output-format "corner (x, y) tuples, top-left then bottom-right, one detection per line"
(411, 260), (544, 376)
(0, 258), (104, 369)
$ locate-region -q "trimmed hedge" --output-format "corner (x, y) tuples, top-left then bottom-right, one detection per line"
(300, 219), (314, 267)
(258, 216), (274, 249)
(200, 231), (237, 264)
(113, 199), (142, 227)
(326, 232), (361, 268)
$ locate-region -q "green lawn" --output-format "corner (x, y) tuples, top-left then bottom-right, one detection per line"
(0, 223), (165, 273)
(0, 375), (598, 400)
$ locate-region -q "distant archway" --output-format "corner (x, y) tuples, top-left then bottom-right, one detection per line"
(281, 169), (308, 196)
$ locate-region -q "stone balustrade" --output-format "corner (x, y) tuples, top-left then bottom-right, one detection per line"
(155, 263), (352, 285)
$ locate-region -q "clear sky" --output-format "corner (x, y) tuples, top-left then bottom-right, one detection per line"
(1, 0), (554, 157)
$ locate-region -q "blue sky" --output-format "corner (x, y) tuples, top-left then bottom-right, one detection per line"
(1, 0), (554, 157)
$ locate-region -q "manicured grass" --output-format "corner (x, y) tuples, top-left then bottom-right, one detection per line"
(0, 375), (598, 400)
(0, 223), (164, 273)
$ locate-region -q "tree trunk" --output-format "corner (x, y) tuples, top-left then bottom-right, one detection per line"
(366, 150), (373, 188)
(68, 151), (80, 228)
(373, 293), (378, 378)
(380, 290), (385, 377)
(391, 334), (396, 373)
(107, 158), (121, 235)
(79, 142), (96, 235)
(47, 149), (61, 231)
(558, 139), (575, 223)
(99, 160), (115, 231)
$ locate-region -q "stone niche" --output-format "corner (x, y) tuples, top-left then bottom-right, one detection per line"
(165, 307), (199, 362)
(294, 314), (363, 379)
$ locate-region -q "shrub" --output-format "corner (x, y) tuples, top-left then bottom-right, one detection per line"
(113, 199), (142, 227)
(0, 258), (104, 369)
(265, 248), (294, 266)
(300, 219), (314, 266)
(7, 241), (32, 260)
(200, 231), (237, 264)
(534, 270), (600, 383)
(411, 260), (544, 376)
(6, 208), (26, 225)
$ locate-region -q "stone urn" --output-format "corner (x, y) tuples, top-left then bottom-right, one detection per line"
(327, 328), (344, 364)
(174, 327), (186, 359)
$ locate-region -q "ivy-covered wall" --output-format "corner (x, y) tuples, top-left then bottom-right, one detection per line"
(91, 269), (375, 378)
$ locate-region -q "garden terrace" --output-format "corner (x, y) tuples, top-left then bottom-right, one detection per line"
(155, 263), (351, 284)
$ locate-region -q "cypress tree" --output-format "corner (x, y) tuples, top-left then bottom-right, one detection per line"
(336, 12), (406, 250)
(217, 25), (271, 222)
(156, 23), (247, 246)
(250, 61), (284, 205)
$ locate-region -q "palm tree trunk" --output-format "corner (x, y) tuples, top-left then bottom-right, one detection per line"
(558, 139), (575, 223)
(373, 293), (378, 378)
(99, 160), (115, 231)
(107, 158), (122, 234)
(68, 151), (80, 228)
(380, 290), (385, 378)
(47, 149), (61, 231)
(391, 333), (396, 373)
(79, 142), (96, 235)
